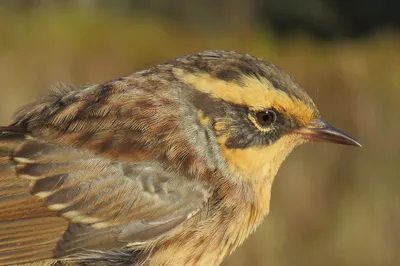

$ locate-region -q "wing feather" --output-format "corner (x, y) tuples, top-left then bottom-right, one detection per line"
(0, 81), (211, 264)
(0, 133), (211, 263)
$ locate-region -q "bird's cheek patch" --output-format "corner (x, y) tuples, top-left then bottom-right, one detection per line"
(218, 135), (302, 182)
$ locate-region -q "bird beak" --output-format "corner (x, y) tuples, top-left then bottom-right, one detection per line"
(296, 119), (362, 147)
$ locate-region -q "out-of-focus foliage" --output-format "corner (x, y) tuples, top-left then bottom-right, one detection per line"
(2, 0), (400, 39)
(0, 3), (399, 266)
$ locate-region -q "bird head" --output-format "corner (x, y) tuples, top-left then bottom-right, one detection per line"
(171, 50), (360, 182)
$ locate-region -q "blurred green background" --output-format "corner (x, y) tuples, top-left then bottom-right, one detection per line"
(0, 1), (399, 266)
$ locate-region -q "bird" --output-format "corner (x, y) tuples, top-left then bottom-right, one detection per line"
(0, 50), (361, 266)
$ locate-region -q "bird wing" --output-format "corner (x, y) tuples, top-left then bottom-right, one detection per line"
(0, 82), (212, 265)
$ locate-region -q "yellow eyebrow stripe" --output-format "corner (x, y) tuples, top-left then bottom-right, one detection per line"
(173, 69), (316, 125)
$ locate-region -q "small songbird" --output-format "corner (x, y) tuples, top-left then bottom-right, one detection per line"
(0, 50), (360, 266)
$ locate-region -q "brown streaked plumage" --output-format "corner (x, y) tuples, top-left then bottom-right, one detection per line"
(0, 50), (360, 266)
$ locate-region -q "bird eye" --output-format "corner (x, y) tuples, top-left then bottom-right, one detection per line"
(255, 110), (276, 127)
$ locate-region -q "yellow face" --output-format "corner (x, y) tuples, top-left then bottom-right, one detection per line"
(174, 67), (319, 183)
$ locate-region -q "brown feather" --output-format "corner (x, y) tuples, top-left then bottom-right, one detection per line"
(0, 125), (211, 264)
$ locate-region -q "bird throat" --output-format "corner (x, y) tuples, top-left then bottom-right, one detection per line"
(216, 134), (303, 252)
(218, 134), (300, 185)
